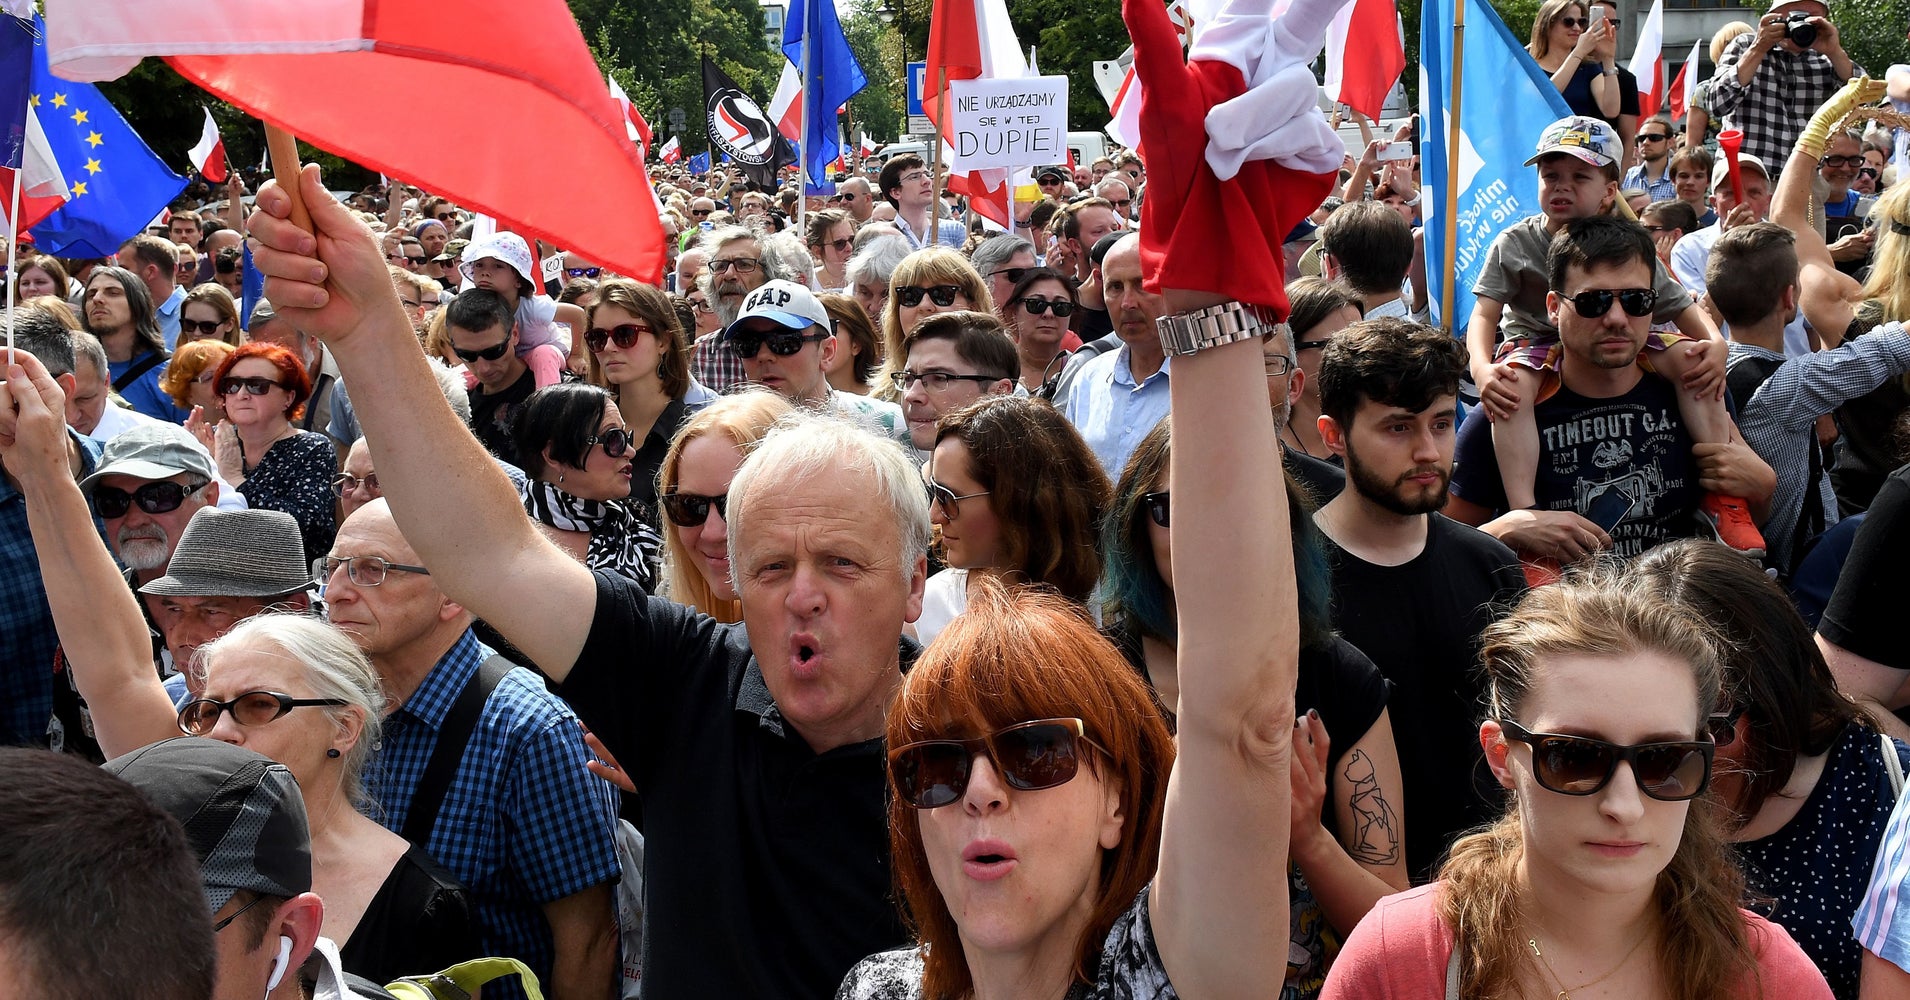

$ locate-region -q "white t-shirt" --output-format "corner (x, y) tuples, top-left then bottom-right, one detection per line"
(915, 568), (968, 647)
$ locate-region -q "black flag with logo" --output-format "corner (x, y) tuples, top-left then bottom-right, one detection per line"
(701, 57), (795, 189)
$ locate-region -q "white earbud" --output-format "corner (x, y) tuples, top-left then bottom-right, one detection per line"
(265, 935), (293, 993)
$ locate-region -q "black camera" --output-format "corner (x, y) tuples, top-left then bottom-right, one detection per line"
(1785, 10), (1818, 48)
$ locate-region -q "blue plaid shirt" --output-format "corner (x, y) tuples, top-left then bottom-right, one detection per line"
(363, 630), (620, 998)
(0, 432), (100, 745)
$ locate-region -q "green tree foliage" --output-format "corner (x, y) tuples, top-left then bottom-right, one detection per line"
(1829, 0), (1905, 84)
(570, 0), (781, 155)
(843, 0), (906, 143)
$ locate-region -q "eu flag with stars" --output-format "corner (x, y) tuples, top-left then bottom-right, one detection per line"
(26, 15), (185, 257)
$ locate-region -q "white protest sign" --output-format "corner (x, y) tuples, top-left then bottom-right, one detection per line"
(949, 75), (1068, 172)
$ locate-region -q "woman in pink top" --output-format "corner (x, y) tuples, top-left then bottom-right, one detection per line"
(1323, 568), (1832, 1000)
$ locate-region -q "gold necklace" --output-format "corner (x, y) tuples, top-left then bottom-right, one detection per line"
(1526, 932), (1649, 1000)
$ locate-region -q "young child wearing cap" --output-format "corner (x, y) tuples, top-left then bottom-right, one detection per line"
(1465, 115), (1762, 564)
(458, 232), (589, 384)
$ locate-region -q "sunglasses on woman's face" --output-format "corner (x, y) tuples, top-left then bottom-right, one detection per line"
(218, 376), (287, 397)
(177, 691), (349, 737)
(660, 490), (728, 527)
(895, 284), (961, 308)
(585, 323), (654, 353)
(1496, 719), (1712, 801)
(889, 718), (1103, 809)
(1019, 296), (1074, 317)
(1558, 16), (1589, 28)
(1141, 490), (1169, 528)
(180, 318), (226, 338)
(93, 479), (207, 519)
(587, 427), (633, 459)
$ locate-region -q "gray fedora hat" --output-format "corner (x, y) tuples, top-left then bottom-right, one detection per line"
(140, 507), (314, 598)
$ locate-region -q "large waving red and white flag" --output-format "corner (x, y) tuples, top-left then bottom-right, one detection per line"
(1, 105), (70, 234)
(1324, 0), (1403, 121)
(187, 106), (228, 182)
(925, 0), (1029, 226)
(607, 73), (653, 160)
(43, 0), (666, 283)
(1667, 38), (1701, 121)
(1628, 0), (1666, 119)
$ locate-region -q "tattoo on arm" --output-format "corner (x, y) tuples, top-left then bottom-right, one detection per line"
(1342, 749), (1401, 867)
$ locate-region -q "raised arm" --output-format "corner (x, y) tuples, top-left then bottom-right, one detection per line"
(1124, 0), (1341, 987)
(0, 352), (178, 756)
(1774, 77), (1883, 336)
(246, 167), (598, 679)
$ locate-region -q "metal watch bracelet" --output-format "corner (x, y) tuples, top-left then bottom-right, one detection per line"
(1154, 301), (1283, 356)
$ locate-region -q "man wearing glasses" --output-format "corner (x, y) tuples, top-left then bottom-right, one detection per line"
(1622, 114), (1680, 203)
(877, 153), (965, 249)
(836, 176), (876, 222)
(1093, 178), (1135, 226)
(723, 279), (909, 444)
(1820, 129), (1876, 271)
(896, 312), (1017, 452)
(692, 226), (790, 393)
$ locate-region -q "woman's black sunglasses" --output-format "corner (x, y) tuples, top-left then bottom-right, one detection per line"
(661, 491), (727, 527)
(93, 479), (208, 519)
(588, 428), (633, 459)
(1019, 296), (1075, 317)
(889, 718), (1103, 809)
(896, 284), (961, 308)
(1497, 719), (1712, 801)
(1141, 490), (1169, 528)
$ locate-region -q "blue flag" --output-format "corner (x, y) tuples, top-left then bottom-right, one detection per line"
(782, 0), (866, 190)
(0, 16), (32, 172)
(688, 152), (711, 175)
(240, 241), (265, 332)
(1419, 0), (1570, 328)
(25, 15), (186, 257)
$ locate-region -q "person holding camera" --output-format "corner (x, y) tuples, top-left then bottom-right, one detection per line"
(1709, 0), (1863, 174)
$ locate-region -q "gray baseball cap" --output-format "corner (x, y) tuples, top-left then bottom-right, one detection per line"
(105, 737), (312, 912)
(78, 423), (217, 494)
(140, 507), (314, 598)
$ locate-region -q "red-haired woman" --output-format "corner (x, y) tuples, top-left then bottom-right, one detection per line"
(191, 342), (339, 563)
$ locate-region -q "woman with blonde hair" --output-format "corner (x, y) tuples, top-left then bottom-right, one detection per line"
(1323, 567), (1831, 999)
(159, 339), (236, 418)
(655, 390), (794, 622)
(874, 247), (991, 402)
(178, 283), (243, 346)
(1527, 0), (1620, 122)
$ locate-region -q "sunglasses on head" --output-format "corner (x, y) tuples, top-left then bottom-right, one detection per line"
(896, 284), (961, 308)
(1567, 287), (1656, 318)
(218, 376), (287, 397)
(1496, 719), (1712, 801)
(93, 479), (207, 519)
(180, 319), (226, 338)
(588, 427), (632, 459)
(452, 338), (514, 363)
(585, 323), (654, 353)
(724, 329), (827, 359)
(178, 691), (349, 737)
(661, 490), (728, 527)
(1018, 295), (1074, 317)
(1141, 490), (1169, 527)
(889, 718), (1103, 809)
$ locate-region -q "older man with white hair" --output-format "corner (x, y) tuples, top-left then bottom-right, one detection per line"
(244, 165), (933, 1000)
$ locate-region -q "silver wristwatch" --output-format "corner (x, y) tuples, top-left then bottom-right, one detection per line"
(1155, 301), (1282, 356)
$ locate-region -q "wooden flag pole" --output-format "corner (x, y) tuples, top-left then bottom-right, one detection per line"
(1439, 0), (1467, 333)
(264, 123), (312, 233)
(928, 66), (947, 244)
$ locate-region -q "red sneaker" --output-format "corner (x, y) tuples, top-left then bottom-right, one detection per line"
(1701, 493), (1766, 560)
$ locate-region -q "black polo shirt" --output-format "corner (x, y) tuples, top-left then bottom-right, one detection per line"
(557, 571), (912, 999)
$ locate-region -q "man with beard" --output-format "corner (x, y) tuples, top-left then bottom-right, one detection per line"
(1310, 316), (1526, 881)
(690, 225), (790, 394)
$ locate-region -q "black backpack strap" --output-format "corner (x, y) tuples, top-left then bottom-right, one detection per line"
(399, 654), (514, 848)
(301, 371), (334, 430)
(111, 352), (167, 394)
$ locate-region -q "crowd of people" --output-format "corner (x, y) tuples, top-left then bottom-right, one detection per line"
(6, 0), (1910, 997)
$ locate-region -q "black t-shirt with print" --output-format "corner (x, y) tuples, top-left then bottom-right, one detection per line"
(467, 367), (536, 468)
(1450, 374), (1708, 558)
